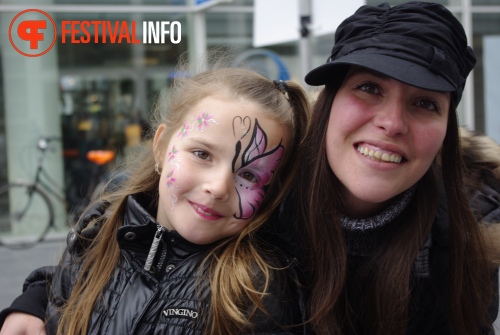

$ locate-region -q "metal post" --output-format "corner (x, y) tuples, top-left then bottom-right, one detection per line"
(461, 0), (475, 130)
(187, 0), (208, 74)
(299, 0), (312, 88)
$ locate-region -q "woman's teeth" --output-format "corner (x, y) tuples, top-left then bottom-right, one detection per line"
(357, 145), (402, 163)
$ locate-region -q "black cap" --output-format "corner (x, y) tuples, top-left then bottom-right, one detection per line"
(305, 1), (476, 105)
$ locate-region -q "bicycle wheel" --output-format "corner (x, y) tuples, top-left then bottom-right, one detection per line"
(0, 182), (54, 249)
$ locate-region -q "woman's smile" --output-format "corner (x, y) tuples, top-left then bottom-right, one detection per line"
(355, 142), (404, 164)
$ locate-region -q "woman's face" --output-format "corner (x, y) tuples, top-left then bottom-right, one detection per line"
(326, 67), (450, 218)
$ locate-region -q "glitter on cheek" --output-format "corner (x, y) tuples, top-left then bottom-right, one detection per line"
(165, 143), (182, 211)
(167, 157), (185, 211)
(165, 112), (218, 212)
(167, 146), (178, 162)
(166, 170), (176, 188)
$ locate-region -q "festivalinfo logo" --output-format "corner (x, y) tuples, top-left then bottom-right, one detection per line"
(9, 9), (182, 57)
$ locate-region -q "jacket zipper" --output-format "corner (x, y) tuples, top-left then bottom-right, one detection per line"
(144, 224), (165, 271)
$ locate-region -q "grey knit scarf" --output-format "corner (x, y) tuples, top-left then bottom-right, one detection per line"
(341, 186), (416, 257)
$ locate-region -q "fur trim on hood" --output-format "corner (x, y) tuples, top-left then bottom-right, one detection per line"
(460, 128), (500, 266)
(461, 128), (500, 182)
(481, 224), (500, 267)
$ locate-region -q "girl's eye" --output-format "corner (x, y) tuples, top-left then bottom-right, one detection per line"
(415, 98), (440, 113)
(193, 150), (211, 161)
(239, 171), (258, 184)
(357, 82), (380, 94)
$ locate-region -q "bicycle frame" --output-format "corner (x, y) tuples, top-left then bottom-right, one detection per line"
(11, 184), (38, 221)
(32, 137), (67, 206)
(0, 137), (73, 248)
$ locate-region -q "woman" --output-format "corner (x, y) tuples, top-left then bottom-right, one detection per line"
(295, 2), (499, 334)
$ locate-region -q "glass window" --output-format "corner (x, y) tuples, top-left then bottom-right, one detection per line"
(472, 0), (500, 5)
(9, 0), (187, 4)
(0, 4), (255, 217)
(473, 13), (500, 140)
(366, 0), (453, 5)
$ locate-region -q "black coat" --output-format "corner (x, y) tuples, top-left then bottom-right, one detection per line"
(406, 185), (499, 334)
(273, 174), (500, 335)
(0, 193), (306, 335)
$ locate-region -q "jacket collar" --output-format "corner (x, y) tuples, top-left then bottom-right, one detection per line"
(117, 193), (211, 258)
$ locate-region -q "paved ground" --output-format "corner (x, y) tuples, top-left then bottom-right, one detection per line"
(0, 237), (499, 333)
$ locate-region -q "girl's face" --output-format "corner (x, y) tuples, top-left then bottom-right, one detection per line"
(326, 67), (450, 218)
(154, 95), (290, 245)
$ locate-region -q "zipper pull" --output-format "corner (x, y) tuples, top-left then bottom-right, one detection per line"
(144, 224), (165, 271)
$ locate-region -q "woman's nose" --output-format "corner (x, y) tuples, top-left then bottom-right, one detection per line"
(373, 100), (409, 136)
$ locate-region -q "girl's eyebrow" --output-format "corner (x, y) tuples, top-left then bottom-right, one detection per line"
(184, 137), (219, 150)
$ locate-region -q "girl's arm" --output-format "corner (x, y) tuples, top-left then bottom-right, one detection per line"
(0, 201), (109, 334)
(0, 266), (55, 334)
(0, 313), (47, 335)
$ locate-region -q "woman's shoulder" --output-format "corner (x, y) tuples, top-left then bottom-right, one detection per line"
(460, 128), (500, 265)
(461, 128), (500, 221)
(461, 128), (500, 185)
(247, 248), (307, 334)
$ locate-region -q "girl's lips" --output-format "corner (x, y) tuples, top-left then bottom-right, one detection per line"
(189, 201), (223, 220)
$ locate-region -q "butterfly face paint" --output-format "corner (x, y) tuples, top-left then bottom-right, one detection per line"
(232, 118), (284, 219)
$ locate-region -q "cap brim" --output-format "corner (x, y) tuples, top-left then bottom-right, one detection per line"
(305, 53), (455, 92)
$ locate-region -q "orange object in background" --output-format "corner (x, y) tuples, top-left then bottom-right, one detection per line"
(125, 123), (142, 147)
(86, 150), (115, 165)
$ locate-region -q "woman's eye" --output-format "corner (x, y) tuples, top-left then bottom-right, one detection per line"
(357, 82), (380, 94)
(239, 171), (258, 183)
(193, 150), (211, 160)
(415, 98), (440, 113)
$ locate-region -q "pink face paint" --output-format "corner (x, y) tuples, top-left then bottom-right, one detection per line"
(233, 119), (284, 219)
(166, 170), (176, 189)
(197, 112), (215, 130)
(167, 146), (177, 162)
(177, 123), (191, 139)
(167, 113), (219, 207)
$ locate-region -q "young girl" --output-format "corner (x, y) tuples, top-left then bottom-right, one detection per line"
(0, 67), (309, 335)
(293, 2), (499, 335)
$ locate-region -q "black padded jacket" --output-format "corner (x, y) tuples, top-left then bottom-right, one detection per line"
(0, 193), (306, 335)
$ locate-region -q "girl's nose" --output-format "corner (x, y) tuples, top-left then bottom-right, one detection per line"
(203, 171), (232, 201)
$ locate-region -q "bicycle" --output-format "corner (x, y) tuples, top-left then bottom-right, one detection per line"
(0, 137), (115, 249)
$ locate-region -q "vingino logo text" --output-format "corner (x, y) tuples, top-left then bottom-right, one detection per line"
(163, 308), (199, 319)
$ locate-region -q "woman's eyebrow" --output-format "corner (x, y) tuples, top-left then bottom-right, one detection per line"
(351, 67), (391, 81)
(352, 68), (449, 97)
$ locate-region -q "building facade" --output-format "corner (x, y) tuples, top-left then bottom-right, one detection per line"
(0, 0), (499, 227)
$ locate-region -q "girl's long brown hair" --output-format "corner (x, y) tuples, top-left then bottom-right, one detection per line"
(56, 66), (310, 335)
(297, 80), (493, 335)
